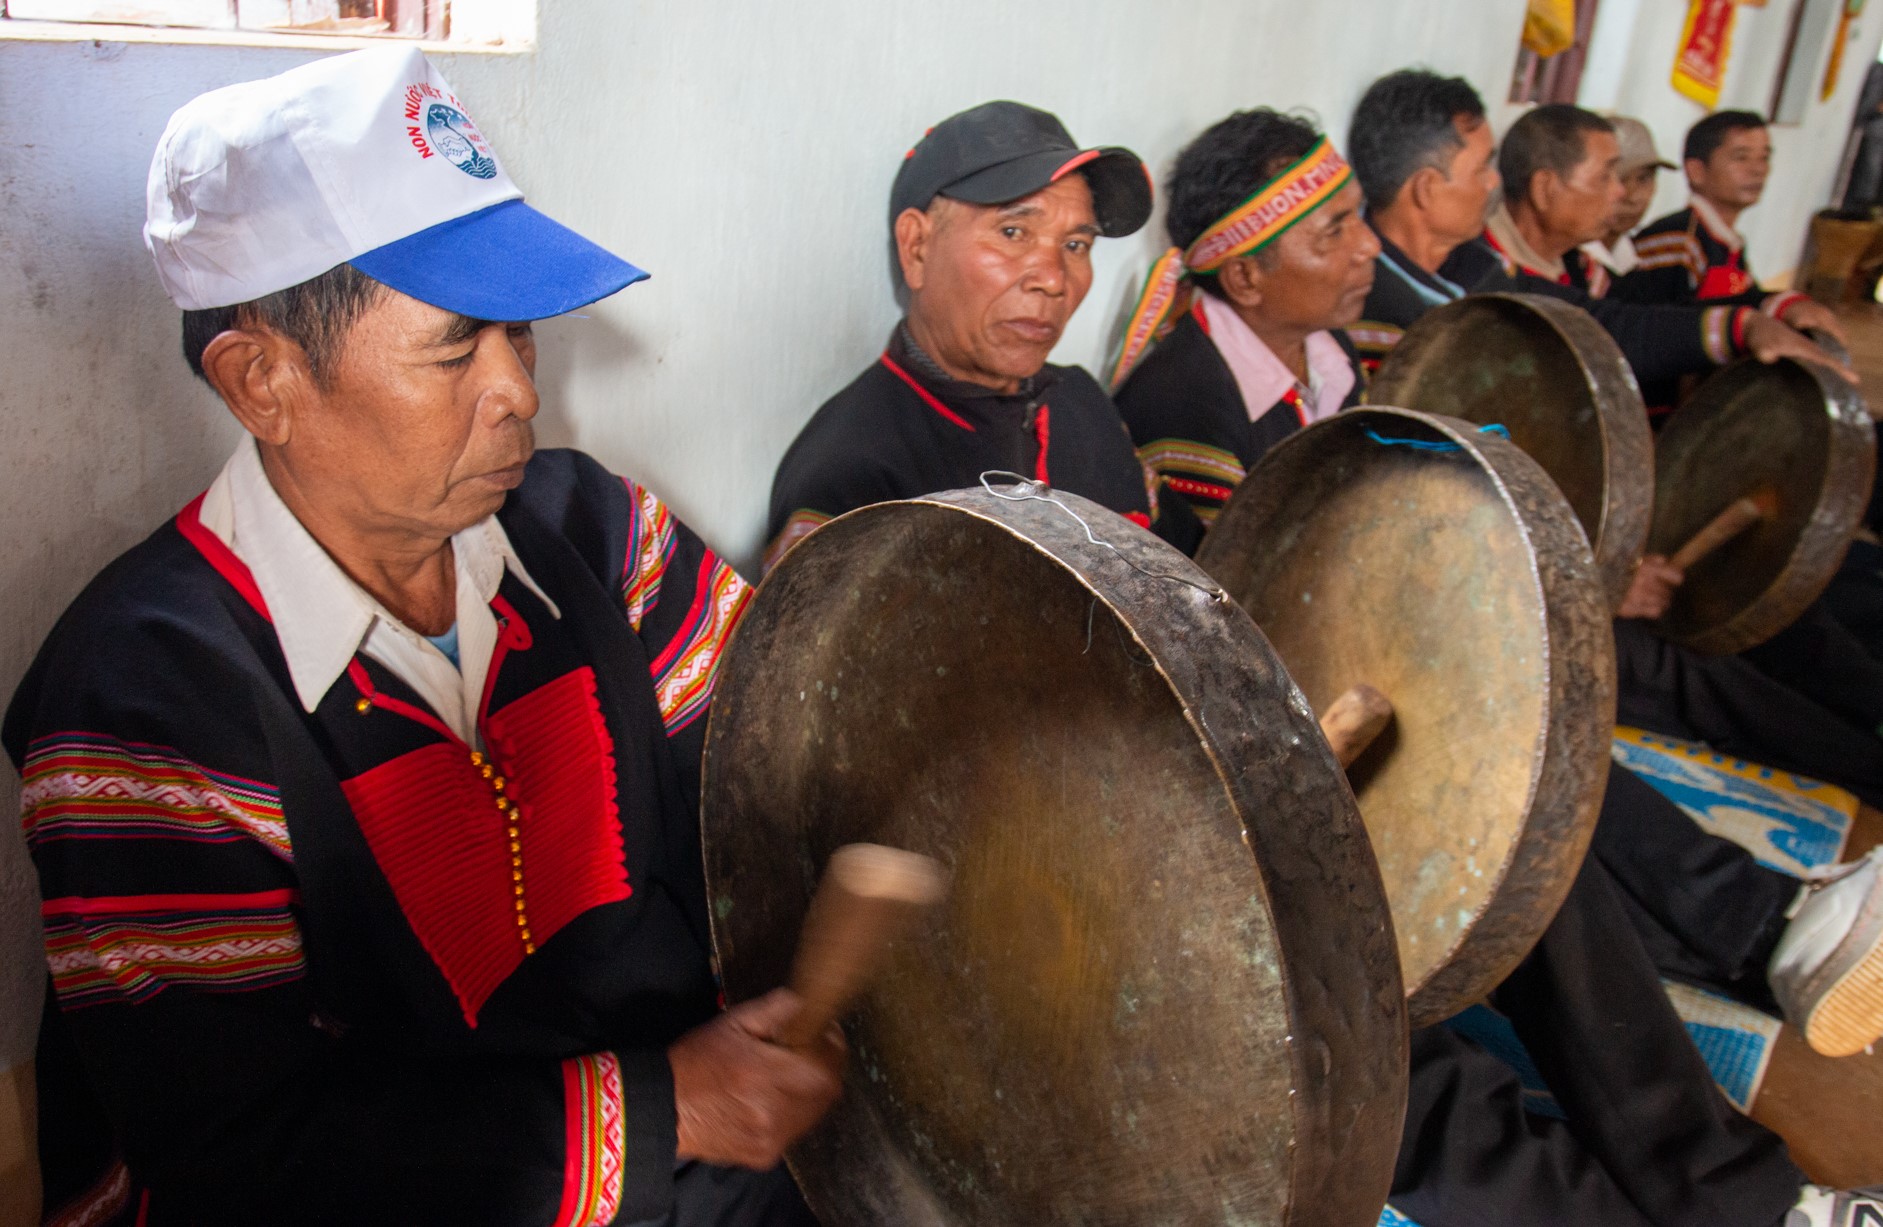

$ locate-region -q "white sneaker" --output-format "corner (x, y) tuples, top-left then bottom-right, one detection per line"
(1769, 846), (1883, 1057)
(1786, 1184), (1883, 1226)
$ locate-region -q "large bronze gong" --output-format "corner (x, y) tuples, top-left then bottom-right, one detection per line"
(1648, 356), (1876, 654)
(1369, 292), (1653, 611)
(701, 487), (1407, 1227)
(1199, 408), (1615, 1028)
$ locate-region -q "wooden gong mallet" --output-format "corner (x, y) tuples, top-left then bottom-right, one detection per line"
(1318, 684), (1395, 770)
(1663, 487), (1776, 574)
(774, 843), (947, 1050)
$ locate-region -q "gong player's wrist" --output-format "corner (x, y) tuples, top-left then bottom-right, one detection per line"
(1730, 307), (1755, 355)
(1765, 291), (1810, 324)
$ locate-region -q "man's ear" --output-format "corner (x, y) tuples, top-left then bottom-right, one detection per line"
(1527, 168), (1560, 217)
(1404, 164), (1445, 216)
(200, 326), (314, 447)
(1217, 254), (1266, 311)
(893, 206), (935, 293)
(1683, 156), (1708, 191)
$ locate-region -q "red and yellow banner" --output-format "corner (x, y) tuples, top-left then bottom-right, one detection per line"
(1823, 0), (1869, 102)
(1672, 0), (1738, 109)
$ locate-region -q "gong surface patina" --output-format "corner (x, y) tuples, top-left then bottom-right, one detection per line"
(702, 487), (1407, 1227)
(1370, 293), (1653, 612)
(1649, 357), (1876, 654)
(1199, 408), (1615, 1029)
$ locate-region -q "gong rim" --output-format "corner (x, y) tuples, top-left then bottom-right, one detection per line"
(1198, 408), (1616, 1028)
(1369, 292), (1654, 612)
(701, 488), (1408, 1227)
(1648, 357), (1876, 655)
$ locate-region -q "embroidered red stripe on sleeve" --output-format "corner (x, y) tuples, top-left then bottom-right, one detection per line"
(554, 1053), (626, 1227)
(648, 555), (753, 735)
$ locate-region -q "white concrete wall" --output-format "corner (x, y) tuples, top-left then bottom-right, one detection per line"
(1582, 0), (1883, 282)
(0, 0), (1876, 1091)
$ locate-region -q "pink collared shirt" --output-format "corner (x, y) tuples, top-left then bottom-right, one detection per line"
(1198, 293), (1355, 426)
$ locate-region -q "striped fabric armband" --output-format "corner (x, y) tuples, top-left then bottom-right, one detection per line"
(553, 1053), (627, 1227)
(648, 554), (753, 736)
(621, 480), (679, 633)
(43, 889), (304, 1008)
(1700, 306), (1747, 365)
(1138, 438), (1247, 527)
(22, 733), (290, 862)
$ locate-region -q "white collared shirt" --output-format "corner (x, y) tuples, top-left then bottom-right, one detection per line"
(1582, 234), (1641, 276)
(196, 437), (559, 745)
(1690, 195), (1746, 253)
(1198, 293), (1356, 426)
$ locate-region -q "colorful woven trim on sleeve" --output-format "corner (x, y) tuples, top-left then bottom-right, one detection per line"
(1633, 232), (1705, 283)
(1700, 305), (1744, 365)
(1108, 138), (1351, 389)
(761, 509), (833, 577)
(43, 889), (304, 1008)
(620, 479), (679, 634)
(553, 1053), (626, 1227)
(43, 1156), (132, 1227)
(22, 733), (290, 863)
(1346, 323), (1405, 375)
(648, 554), (753, 736)
(1138, 438), (1247, 527)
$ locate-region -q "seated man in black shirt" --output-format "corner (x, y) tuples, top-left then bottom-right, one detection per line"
(15, 47), (841, 1227)
(1109, 109), (1374, 525)
(766, 101), (1198, 569)
(1614, 108), (1844, 350)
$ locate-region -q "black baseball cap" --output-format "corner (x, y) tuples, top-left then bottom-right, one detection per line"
(889, 101), (1153, 238)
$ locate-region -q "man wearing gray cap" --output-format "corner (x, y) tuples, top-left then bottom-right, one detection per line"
(10, 47), (838, 1226)
(1580, 115), (1676, 296)
(765, 101), (1198, 570)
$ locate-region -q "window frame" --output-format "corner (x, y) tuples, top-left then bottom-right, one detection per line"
(0, 0), (532, 51)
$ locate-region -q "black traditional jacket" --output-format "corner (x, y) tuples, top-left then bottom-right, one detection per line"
(765, 323), (1197, 568)
(1350, 229), (1472, 375)
(1112, 301), (1365, 529)
(1611, 205), (1804, 314)
(1440, 231), (1750, 413)
(11, 450), (746, 1226)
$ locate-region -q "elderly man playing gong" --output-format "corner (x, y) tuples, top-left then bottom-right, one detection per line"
(765, 101), (1200, 568)
(11, 48), (842, 1225)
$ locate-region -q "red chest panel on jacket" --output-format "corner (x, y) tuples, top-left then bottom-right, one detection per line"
(1698, 262), (1753, 300)
(340, 666), (629, 1026)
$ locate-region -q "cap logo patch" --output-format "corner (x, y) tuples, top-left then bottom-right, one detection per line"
(402, 83), (497, 180)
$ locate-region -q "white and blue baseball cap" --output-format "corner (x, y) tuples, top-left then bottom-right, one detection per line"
(144, 45), (645, 319)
